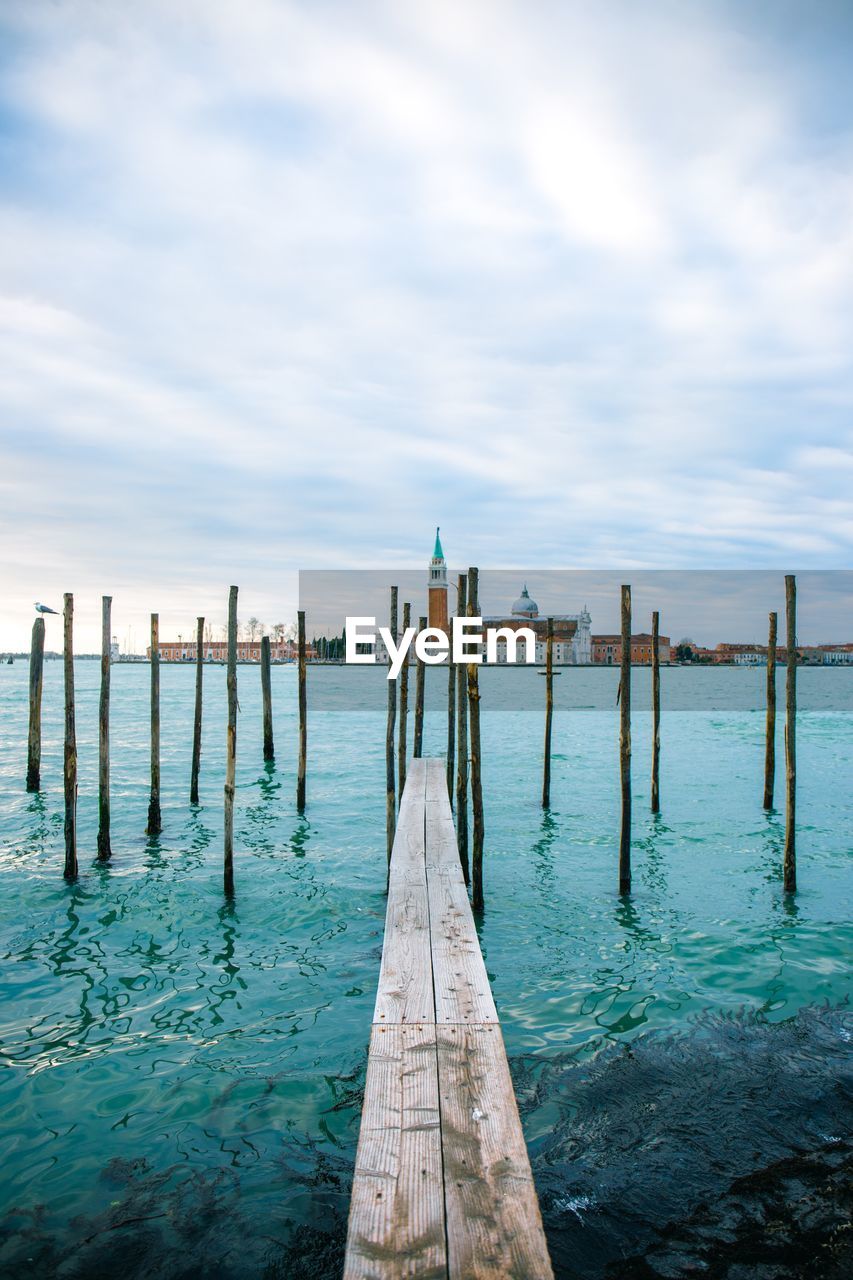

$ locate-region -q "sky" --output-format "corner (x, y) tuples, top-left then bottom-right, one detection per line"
(1, 0), (852, 650)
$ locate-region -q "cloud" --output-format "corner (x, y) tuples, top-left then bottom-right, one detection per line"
(0, 0), (852, 648)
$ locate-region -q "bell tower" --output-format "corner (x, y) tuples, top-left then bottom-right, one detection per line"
(428, 527), (449, 631)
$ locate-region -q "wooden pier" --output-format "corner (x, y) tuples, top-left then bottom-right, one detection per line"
(344, 759), (553, 1279)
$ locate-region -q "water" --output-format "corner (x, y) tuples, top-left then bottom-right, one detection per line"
(0, 661), (850, 1278)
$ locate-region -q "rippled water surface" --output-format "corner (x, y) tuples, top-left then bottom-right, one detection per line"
(0, 662), (850, 1278)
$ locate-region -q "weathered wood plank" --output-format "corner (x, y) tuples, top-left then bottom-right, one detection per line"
(344, 1023), (446, 1280)
(438, 1023), (553, 1279)
(375, 762), (433, 1025)
(424, 762), (497, 1025)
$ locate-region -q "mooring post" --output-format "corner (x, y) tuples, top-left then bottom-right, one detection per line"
(26, 616), (45, 792)
(783, 576), (796, 892)
(398, 601), (410, 798)
(651, 609), (661, 814)
(297, 610), (307, 813)
(542, 616), (554, 808)
(63, 593), (77, 879)
(447, 623), (456, 805)
(764, 611), (777, 811)
(467, 568), (485, 911)
(386, 586), (398, 867)
(261, 634), (274, 762)
(455, 574), (469, 883)
(619, 585), (632, 895)
(413, 615), (426, 758)
(190, 616), (204, 804)
(97, 595), (112, 860)
(146, 613), (162, 836)
(224, 585), (238, 896)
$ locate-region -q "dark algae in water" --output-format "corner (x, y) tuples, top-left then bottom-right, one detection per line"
(520, 1005), (853, 1279)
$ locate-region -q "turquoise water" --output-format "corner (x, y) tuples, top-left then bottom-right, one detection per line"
(0, 661), (850, 1277)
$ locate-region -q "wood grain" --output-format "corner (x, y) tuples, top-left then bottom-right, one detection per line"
(344, 1024), (446, 1280)
(439, 1023), (553, 1279)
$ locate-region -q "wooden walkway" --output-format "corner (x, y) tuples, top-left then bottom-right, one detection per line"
(344, 759), (553, 1279)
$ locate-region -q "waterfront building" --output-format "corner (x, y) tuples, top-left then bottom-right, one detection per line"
(148, 639), (304, 662)
(592, 632), (672, 665)
(481, 585), (592, 664)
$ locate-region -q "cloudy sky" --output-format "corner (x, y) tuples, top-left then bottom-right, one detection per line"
(1, 0), (852, 649)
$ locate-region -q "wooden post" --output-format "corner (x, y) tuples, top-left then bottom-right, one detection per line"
(413, 615), (426, 758)
(447, 622), (456, 804)
(763, 611), (777, 810)
(146, 613), (162, 835)
(224, 585), (238, 896)
(297, 610), (307, 813)
(455, 575), (469, 883)
(783, 576), (796, 892)
(26, 616), (45, 792)
(542, 617), (554, 808)
(398, 601), (410, 798)
(190, 616), (204, 804)
(619, 585), (631, 895)
(97, 595), (112, 860)
(651, 609), (661, 814)
(63, 593), (77, 879)
(261, 634), (274, 761)
(386, 587), (398, 867)
(467, 568), (485, 911)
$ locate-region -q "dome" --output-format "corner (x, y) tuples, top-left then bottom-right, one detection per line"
(511, 585), (538, 617)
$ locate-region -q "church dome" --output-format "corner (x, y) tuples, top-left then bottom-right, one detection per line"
(511, 585), (538, 617)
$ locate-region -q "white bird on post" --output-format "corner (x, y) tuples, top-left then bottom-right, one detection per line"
(34, 603), (59, 614)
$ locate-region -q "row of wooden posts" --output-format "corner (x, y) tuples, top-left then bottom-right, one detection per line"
(26, 588), (308, 894)
(26, 574), (798, 899)
(384, 571), (799, 904)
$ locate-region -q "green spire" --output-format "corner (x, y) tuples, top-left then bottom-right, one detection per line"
(433, 526), (444, 559)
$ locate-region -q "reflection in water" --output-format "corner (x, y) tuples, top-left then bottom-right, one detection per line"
(290, 815), (311, 858)
(532, 809), (558, 900)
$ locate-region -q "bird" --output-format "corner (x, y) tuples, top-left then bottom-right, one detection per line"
(34, 602), (59, 614)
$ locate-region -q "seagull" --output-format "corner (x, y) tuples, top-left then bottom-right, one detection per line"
(34, 602), (59, 614)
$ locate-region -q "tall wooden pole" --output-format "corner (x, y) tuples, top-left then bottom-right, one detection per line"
(763, 611), (777, 810)
(146, 612), (162, 835)
(261, 634), (274, 761)
(783, 576), (796, 892)
(26, 616), (45, 792)
(97, 595), (112, 860)
(651, 609), (661, 814)
(63, 593), (77, 880)
(190, 616), (204, 804)
(413, 615), (426, 758)
(542, 617), (554, 808)
(455, 574), (469, 884)
(468, 568), (485, 911)
(386, 587), (398, 866)
(619, 585), (632, 895)
(297, 610), (307, 813)
(398, 601), (410, 798)
(447, 624), (456, 804)
(224, 585), (238, 896)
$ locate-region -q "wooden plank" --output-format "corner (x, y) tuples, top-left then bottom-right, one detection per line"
(425, 762), (497, 1025)
(438, 1023), (553, 1280)
(374, 763), (434, 1025)
(345, 1024), (447, 1280)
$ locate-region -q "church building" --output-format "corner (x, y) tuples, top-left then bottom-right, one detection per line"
(481, 585), (592, 665)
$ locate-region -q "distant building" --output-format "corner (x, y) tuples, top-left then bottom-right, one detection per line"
(482, 585), (592, 664)
(428, 528), (449, 631)
(592, 633), (672, 665)
(149, 639), (306, 662)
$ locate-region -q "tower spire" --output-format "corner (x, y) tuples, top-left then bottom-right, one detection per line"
(433, 526), (444, 560)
